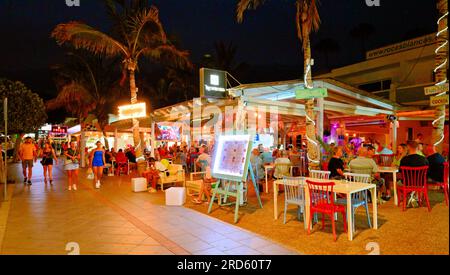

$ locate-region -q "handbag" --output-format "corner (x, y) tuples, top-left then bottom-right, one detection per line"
(41, 150), (50, 165)
(64, 158), (73, 165)
(87, 167), (94, 179)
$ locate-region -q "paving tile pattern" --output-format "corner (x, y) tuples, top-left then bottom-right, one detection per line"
(0, 163), (299, 255)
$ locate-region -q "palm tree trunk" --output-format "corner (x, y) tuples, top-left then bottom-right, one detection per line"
(432, 0), (448, 152)
(304, 39), (320, 170)
(129, 66), (142, 158)
(102, 129), (109, 150)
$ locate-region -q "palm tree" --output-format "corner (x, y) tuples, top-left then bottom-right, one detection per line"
(432, 0), (448, 152)
(46, 81), (95, 167)
(314, 37), (340, 71)
(349, 23), (375, 59)
(213, 41), (248, 78)
(48, 52), (122, 166)
(237, 0), (321, 167)
(214, 41), (238, 71)
(47, 82), (95, 124)
(51, 3), (192, 157)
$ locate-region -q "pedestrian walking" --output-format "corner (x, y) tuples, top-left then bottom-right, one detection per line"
(19, 137), (37, 186)
(41, 141), (58, 185)
(90, 141), (106, 189)
(64, 141), (80, 191)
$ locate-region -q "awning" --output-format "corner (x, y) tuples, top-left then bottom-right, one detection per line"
(227, 78), (402, 118)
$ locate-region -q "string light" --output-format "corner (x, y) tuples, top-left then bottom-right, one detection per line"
(433, 9), (448, 147)
(305, 112), (320, 164)
(304, 61), (314, 89)
(303, 59), (320, 164)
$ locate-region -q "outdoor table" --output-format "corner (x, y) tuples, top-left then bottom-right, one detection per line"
(377, 166), (398, 205)
(273, 178), (378, 241)
(264, 164), (274, 194)
(345, 166), (399, 206)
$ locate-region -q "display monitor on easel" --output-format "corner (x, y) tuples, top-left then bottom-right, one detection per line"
(208, 134), (262, 223)
(211, 134), (252, 182)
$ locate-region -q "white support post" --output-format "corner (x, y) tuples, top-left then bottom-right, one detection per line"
(151, 121), (155, 158)
(114, 128), (118, 151)
(317, 97), (324, 142)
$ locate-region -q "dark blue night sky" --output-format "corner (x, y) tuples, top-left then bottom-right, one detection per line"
(0, 0), (438, 94)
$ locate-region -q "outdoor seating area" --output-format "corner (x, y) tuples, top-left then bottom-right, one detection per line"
(109, 75), (449, 253)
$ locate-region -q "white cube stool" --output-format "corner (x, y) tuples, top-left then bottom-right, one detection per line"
(165, 187), (186, 206)
(131, 177), (147, 192)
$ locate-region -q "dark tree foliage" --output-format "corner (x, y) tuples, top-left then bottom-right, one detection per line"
(0, 79), (48, 134)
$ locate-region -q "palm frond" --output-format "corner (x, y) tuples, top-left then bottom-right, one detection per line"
(51, 21), (128, 57)
(46, 82), (95, 119)
(236, 0), (266, 23)
(296, 0), (321, 42)
(139, 45), (193, 70)
(104, 0), (132, 47)
(128, 6), (167, 53)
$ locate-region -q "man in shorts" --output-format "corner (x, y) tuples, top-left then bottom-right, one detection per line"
(19, 137), (37, 185)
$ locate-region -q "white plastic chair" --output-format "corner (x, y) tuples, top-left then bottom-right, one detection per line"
(309, 170), (331, 179)
(282, 176), (307, 229)
(336, 172), (372, 233)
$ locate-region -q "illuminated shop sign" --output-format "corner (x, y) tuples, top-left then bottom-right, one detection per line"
(118, 103), (147, 120)
(200, 68), (227, 98)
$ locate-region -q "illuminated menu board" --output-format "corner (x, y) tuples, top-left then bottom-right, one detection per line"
(211, 135), (252, 182)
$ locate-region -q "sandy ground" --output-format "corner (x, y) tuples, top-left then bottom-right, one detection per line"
(185, 184), (449, 255)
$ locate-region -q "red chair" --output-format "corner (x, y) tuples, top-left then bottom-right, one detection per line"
(306, 180), (347, 241)
(378, 154), (394, 166)
(427, 162), (449, 206)
(398, 166), (430, 211)
(116, 162), (128, 176)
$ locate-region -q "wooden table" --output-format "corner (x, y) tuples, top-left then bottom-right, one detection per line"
(264, 164), (274, 194)
(273, 178), (378, 241)
(377, 166), (399, 205)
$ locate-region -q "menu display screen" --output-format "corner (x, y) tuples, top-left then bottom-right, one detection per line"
(212, 135), (252, 182)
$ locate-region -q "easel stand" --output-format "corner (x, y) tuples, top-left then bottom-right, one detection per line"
(207, 163), (263, 223)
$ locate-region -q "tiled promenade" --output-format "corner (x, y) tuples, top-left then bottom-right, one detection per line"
(0, 162), (298, 255)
